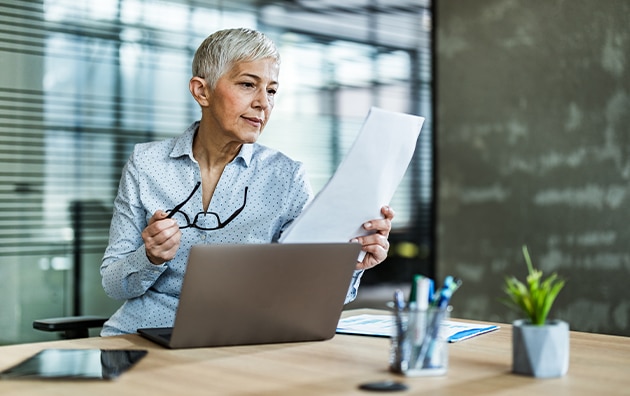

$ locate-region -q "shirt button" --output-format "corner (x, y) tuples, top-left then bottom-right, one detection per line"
(200, 235), (206, 241)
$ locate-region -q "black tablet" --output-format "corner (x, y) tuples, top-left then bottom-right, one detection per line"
(0, 349), (147, 380)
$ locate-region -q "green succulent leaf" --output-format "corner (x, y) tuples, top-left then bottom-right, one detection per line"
(501, 245), (565, 325)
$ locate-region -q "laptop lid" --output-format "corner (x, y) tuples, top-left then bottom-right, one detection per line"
(139, 242), (361, 349)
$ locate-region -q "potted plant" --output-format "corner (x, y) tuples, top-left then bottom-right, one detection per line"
(502, 245), (569, 378)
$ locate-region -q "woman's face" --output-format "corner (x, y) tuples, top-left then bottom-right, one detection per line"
(205, 58), (279, 145)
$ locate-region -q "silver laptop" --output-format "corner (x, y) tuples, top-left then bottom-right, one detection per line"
(137, 243), (361, 349)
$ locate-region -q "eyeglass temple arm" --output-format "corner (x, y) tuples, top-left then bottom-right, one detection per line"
(221, 186), (248, 224)
(166, 181), (201, 218)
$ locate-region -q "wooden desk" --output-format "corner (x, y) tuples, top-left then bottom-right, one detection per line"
(1, 309), (628, 395)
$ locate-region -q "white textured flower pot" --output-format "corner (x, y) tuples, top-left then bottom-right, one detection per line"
(512, 319), (569, 378)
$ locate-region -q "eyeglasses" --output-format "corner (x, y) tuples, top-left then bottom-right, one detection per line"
(166, 182), (248, 230)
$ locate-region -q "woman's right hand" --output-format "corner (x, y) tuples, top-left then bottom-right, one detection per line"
(142, 210), (182, 265)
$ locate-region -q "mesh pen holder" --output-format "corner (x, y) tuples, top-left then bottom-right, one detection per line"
(389, 305), (451, 377)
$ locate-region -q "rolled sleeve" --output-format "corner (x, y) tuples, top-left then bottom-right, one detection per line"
(344, 269), (364, 304)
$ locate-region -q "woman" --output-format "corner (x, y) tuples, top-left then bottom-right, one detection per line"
(100, 28), (394, 336)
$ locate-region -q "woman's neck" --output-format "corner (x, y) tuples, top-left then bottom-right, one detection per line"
(192, 122), (242, 211)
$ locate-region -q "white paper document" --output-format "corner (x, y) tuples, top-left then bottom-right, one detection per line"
(336, 314), (500, 343)
(279, 107), (424, 244)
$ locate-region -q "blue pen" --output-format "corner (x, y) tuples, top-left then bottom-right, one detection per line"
(394, 288), (406, 312)
(433, 276), (462, 309)
(420, 277), (463, 368)
(431, 276), (451, 307)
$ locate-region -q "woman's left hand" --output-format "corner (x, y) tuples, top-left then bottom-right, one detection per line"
(353, 205), (394, 270)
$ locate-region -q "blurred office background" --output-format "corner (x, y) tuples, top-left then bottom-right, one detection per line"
(1, 0), (629, 345)
(0, 0), (433, 344)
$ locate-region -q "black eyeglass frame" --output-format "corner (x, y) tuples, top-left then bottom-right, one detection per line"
(165, 182), (248, 231)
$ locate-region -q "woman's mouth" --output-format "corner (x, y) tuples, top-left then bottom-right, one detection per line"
(243, 116), (263, 127)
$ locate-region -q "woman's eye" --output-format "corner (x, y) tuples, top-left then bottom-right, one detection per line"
(267, 89), (277, 96)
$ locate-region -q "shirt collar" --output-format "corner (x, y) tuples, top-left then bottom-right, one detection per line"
(170, 121), (253, 167)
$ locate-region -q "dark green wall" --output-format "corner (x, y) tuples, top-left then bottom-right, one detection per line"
(436, 0), (630, 335)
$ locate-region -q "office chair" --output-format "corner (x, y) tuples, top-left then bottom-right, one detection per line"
(33, 316), (108, 339)
(32, 200), (110, 339)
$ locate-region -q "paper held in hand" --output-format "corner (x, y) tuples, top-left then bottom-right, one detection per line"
(279, 107), (424, 244)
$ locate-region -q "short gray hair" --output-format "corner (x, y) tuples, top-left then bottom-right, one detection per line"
(192, 28), (280, 88)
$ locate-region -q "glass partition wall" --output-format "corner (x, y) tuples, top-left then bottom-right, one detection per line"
(0, 0), (432, 344)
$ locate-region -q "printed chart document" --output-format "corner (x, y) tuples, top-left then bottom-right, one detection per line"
(280, 107), (424, 244)
(336, 314), (500, 343)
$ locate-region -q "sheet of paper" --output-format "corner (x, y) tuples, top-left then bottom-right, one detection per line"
(336, 314), (500, 343)
(279, 107), (424, 243)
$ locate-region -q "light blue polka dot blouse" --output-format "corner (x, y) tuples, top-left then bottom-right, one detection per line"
(100, 121), (363, 336)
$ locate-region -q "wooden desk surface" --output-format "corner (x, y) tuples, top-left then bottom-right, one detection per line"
(0, 309), (629, 395)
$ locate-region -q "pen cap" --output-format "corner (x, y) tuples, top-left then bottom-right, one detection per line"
(408, 274), (433, 306)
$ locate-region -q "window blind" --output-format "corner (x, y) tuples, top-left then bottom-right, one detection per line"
(1, 0), (432, 280)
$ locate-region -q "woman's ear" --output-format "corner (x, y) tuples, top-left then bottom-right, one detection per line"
(189, 77), (210, 106)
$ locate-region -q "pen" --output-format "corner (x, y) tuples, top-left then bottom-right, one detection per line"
(408, 276), (432, 370)
(415, 276), (463, 369)
(408, 274), (418, 304)
(433, 276), (462, 309)
(391, 289), (406, 373)
(431, 275), (452, 308)
(394, 288), (405, 310)
(416, 277), (432, 310)
(428, 277), (463, 365)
